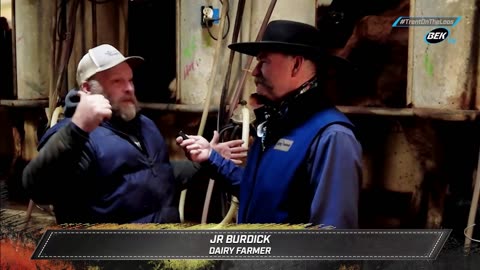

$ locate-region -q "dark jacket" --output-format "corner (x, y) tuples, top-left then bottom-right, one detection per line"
(22, 90), (180, 224)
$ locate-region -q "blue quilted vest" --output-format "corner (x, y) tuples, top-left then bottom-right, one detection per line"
(238, 107), (353, 223)
(39, 115), (179, 224)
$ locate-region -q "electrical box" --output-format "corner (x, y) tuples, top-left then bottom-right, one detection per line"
(201, 6), (214, 27)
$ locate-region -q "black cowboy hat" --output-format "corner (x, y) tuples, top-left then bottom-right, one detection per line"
(228, 20), (351, 68)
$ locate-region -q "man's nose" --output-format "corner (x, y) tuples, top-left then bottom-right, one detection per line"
(252, 62), (261, 76)
(124, 81), (134, 93)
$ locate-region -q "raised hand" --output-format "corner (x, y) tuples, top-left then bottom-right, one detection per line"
(176, 134), (211, 163)
(72, 91), (112, 132)
(176, 131), (248, 164)
(210, 131), (247, 165)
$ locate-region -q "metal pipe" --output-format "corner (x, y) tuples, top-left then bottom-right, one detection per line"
(175, 0), (181, 103)
(198, 0), (229, 137)
(226, 0), (277, 120)
(200, 0), (230, 225)
(213, 101), (249, 228)
(11, 0), (17, 98)
(464, 146), (480, 252)
(217, 0), (246, 130)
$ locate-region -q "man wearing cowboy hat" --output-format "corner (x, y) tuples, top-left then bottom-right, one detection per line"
(177, 20), (362, 228)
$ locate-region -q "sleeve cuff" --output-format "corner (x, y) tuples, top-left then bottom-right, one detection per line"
(208, 149), (223, 165)
(198, 149), (223, 171)
(67, 121), (90, 141)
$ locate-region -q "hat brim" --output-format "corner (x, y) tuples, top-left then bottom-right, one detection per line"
(228, 41), (326, 59)
(228, 41), (352, 69)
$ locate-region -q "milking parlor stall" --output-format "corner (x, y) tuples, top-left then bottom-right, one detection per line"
(1, 0), (480, 269)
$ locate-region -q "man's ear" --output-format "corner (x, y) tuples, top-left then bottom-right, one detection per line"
(292, 56), (304, 76)
(80, 81), (91, 93)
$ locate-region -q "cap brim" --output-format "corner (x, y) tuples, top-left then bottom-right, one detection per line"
(124, 56), (144, 68)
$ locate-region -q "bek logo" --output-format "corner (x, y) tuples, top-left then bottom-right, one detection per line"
(424, 28), (450, 44)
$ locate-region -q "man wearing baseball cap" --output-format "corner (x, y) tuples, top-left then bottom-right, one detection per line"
(22, 44), (247, 224)
(21, 44), (183, 224)
(177, 20), (363, 228)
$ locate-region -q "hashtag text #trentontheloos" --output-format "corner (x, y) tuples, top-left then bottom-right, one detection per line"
(393, 16), (460, 27)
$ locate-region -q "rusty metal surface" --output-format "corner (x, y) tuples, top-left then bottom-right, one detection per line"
(354, 115), (454, 230)
(409, 0), (478, 109)
(361, 120), (424, 194)
(0, 99), (48, 108)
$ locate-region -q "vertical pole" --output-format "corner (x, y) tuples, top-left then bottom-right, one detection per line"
(464, 147), (480, 252)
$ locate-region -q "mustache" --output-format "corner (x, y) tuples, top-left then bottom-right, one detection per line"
(120, 95), (137, 103)
(254, 77), (272, 88)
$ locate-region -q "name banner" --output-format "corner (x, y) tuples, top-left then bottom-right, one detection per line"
(31, 229), (451, 260)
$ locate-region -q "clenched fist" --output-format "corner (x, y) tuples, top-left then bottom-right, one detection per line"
(72, 91), (112, 132)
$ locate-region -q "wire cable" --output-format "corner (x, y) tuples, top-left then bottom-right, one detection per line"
(206, 0), (230, 40)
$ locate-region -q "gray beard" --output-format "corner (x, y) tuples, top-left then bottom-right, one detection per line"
(88, 80), (139, 122)
(113, 102), (139, 122)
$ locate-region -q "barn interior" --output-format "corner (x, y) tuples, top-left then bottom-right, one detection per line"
(0, 0), (479, 269)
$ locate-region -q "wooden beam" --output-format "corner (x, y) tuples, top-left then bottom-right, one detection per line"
(0, 99), (48, 108)
(139, 102), (218, 113)
(337, 106), (480, 121)
(0, 99), (477, 120)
